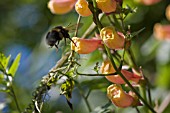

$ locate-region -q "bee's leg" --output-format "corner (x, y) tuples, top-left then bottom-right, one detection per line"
(55, 41), (59, 48)
(64, 37), (66, 45)
(68, 37), (77, 47)
(55, 44), (58, 48)
(55, 44), (59, 52)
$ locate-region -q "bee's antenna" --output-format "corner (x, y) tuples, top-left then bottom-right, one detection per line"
(68, 37), (77, 47)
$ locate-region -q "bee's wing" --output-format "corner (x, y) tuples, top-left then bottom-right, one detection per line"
(65, 23), (83, 33)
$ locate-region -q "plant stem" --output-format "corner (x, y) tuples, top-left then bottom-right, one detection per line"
(104, 45), (156, 113)
(147, 83), (152, 107)
(112, 14), (123, 32)
(10, 85), (21, 113)
(140, 68), (153, 113)
(76, 82), (92, 112)
(127, 48), (152, 113)
(135, 107), (141, 113)
(88, 0), (155, 112)
(2, 68), (21, 113)
(74, 15), (82, 37)
(76, 67), (117, 76)
(141, 68), (153, 107)
(139, 84), (148, 113)
(126, 48), (139, 72)
(88, 0), (103, 30)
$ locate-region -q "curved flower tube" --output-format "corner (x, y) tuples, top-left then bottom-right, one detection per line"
(96, 0), (117, 13)
(100, 60), (142, 84)
(107, 84), (134, 108)
(154, 23), (170, 41)
(71, 37), (102, 54)
(48, 0), (76, 14)
(100, 26), (125, 50)
(75, 0), (92, 17)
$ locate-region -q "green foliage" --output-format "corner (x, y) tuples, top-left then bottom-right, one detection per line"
(8, 53), (21, 77)
(0, 0), (170, 113)
(0, 53), (21, 92)
(0, 53), (11, 92)
(60, 78), (75, 99)
(60, 78), (75, 110)
(0, 53), (11, 72)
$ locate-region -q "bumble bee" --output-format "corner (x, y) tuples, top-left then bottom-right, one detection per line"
(46, 25), (78, 48)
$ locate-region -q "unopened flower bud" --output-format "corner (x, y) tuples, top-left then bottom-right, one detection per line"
(100, 26), (125, 50)
(96, 0), (117, 13)
(71, 37), (102, 54)
(48, 0), (76, 14)
(75, 0), (92, 16)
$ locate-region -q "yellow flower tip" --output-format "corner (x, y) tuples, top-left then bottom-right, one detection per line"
(75, 0), (92, 17)
(107, 84), (134, 108)
(154, 23), (170, 41)
(71, 37), (102, 54)
(100, 60), (142, 84)
(100, 26), (125, 50)
(48, 0), (76, 14)
(96, 0), (117, 13)
(166, 5), (170, 21)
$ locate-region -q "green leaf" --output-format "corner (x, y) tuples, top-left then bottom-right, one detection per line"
(129, 27), (145, 39)
(0, 63), (3, 72)
(8, 53), (21, 77)
(0, 53), (11, 71)
(5, 55), (11, 69)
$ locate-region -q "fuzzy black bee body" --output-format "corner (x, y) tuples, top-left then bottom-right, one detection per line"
(46, 26), (73, 48)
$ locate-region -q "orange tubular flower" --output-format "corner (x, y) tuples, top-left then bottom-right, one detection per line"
(107, 84), (134, 108)
(154, 23), (170, 41)
(71, 37), (102, 54)
(100, 26), (125, 50)
(96, 0), (117, 13)
(75, 0), (92, 17)
(100, 60), (141, 84)
(166, 5), (170, 21)
(48, 0), (76, 14)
